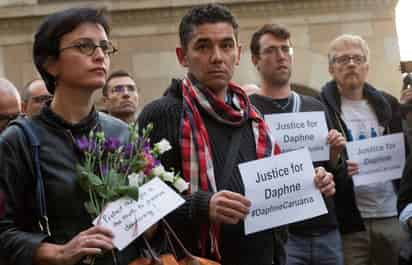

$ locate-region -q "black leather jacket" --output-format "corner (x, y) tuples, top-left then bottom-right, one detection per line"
(0, 106), (139, 265)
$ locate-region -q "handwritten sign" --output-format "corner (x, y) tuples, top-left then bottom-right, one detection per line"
(239, 148), (327, 235)
(93, 177), (185, 250)
(346, 133), (405, 186)
(265, 111), (329, 162)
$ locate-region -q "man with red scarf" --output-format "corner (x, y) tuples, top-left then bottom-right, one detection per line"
(138, 4), (335, 265)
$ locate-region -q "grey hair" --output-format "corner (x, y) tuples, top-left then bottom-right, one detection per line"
(0, 78), (20, 100)
(328, 34), (369, 65)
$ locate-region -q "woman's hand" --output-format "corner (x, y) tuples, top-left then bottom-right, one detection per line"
(33, 226), (114, 265)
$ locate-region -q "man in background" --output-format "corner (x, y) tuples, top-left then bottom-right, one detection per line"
(21, 79), (51, 117)
(103, 70), (139, 123)
(320, 34), (406, 265)
(249, 23), (345, 265)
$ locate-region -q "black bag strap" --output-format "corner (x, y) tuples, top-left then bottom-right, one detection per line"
(9, 118), (50, 236)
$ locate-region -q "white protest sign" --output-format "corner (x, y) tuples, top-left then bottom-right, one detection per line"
(346, 133), (405, 186)
(93, 177), (185, 250)
(265, 111), (329, 162)
(239, 148), (328, 235)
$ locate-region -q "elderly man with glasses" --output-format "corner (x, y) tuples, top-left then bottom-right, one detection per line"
(319, 34), (407, 265)
(0, 78), (21, 133)
(103, 70), (139, 123)
(21, 79), (52, 117)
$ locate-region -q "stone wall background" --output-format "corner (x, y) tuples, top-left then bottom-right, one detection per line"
(0, 0), (402, 107)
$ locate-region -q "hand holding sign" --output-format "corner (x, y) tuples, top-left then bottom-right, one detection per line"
(33, 226), (115, 265)
(314, 167), (335, 197)
(209, 190), (251, 225)
(327, 129), (346, 163)
(346, 160), (359, 177)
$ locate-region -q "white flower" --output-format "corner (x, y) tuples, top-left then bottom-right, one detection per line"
(174, 178), (189, 192)
(154, 139), (172, 154)
(162, 171), (174, 182)
(152, 165), (166, 177)
(128, 172), (143, 187)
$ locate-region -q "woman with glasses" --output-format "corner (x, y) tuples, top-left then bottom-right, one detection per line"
(0, 8), (140, 265)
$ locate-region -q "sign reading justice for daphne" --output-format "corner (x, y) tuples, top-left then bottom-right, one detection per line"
(93, 177), (184, 250)
(239, 148), (328, 235)
(346, 133), (405, 186)
(265, 111), (329, 162)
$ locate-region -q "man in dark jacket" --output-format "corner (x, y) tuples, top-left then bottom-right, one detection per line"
(249, 23), (345, 265)
(138, 4), (336, 265)
(319, 33), (407, 265)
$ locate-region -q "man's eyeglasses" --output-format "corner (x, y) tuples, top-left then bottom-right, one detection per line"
(261, 45), (293, 56)
(111, 85), (137, 94)
(31, 94), (52, 104)
(60, 38), (117, 56)
(332, 55), (366, 65)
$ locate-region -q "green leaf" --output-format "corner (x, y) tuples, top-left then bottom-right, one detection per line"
(88, 172), (103, 187)
(114, 186), (139, 200)
(84, 201), (97, 217)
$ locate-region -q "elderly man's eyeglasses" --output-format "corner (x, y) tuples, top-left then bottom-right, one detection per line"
(333, 55), (366, 65)
(60, 38), (117, 56)
(261, 45), (293, 56)
(111, 85), (137, 94)
(31, 94), (52, 104)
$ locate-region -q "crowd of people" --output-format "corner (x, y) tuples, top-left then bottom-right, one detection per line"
(0, 3), (411, 265)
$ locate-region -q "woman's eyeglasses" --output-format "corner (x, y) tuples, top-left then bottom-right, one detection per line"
(60, 38), (118, 56)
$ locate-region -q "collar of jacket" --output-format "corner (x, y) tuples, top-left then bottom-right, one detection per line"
(37, 102), (99, 136)
(320, 80), (392, 127)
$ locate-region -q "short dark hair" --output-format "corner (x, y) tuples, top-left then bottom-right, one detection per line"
(250, 24), (291, 56)
(103, 69), (135, 96)
(179, 4), (238, 51)
(33, 7), (110, 94)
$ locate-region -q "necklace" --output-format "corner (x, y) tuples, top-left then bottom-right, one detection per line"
(272, 95), (292, 111)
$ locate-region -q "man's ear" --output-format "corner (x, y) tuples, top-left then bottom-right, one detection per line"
(176, 47), (188, 67)
(328, 64), (334, 76)
(251, 54), (259, 67)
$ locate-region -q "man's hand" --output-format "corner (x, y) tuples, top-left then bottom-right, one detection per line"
(209, 190), (251, 225)
(346, 160), (359, 177)
(33, 226), (114, 265)
(401, 87), (412, 104)
(314, 167), (335, 197)
(327, 129), (346, 164)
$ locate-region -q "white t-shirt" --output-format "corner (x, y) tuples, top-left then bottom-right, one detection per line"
(341, 97), (397, 218)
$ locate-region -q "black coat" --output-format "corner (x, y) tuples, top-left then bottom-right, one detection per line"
(0, 107), (139, 265)
(138, 79), (287, 265)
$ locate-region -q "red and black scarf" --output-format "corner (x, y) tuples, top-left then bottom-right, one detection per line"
(180, 77), (279, 259)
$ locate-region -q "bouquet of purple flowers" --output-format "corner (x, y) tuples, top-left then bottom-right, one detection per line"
(76, 123), (188, 219)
